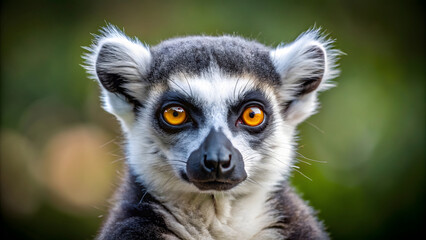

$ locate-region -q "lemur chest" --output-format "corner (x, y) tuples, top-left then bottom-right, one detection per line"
(154, 194), (282, 240)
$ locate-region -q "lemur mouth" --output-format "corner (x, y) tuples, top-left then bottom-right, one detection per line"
(192, 181), (239, 191)
(180, 171), (244, 191)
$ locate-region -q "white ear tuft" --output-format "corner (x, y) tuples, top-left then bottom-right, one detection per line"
(82, 24), (152, 129)
(270, 28), (342, 125)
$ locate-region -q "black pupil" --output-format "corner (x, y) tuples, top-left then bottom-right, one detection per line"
(173, 111), (179, 117)
(249, 111), (255, 118)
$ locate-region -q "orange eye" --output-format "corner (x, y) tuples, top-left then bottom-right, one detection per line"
(163, 106), (187, 125)
(242, 106), (264, 126)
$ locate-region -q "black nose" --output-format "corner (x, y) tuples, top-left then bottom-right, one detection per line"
(202, 143), (233, 176)
(186, 128), (247, 191)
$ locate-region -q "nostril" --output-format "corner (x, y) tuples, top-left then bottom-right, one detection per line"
(221, 154), (232, 169)
(203, 154), (216, 171)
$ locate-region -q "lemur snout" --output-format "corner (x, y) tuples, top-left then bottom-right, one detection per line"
(202, 152), (232, 174)
(187, 128), (247, 191)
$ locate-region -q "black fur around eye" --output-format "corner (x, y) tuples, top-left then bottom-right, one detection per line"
(229, 97), (271, 136)
(154, 92), (204, 133)
(228, 89), (272, 133)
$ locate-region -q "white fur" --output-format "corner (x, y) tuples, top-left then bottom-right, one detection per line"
(154, 187), (282, 239)
(82, 25), (152, 130)
(270, 29), (341, 125)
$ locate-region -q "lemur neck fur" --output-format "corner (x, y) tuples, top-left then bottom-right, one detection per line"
(146, 180), (278, 240)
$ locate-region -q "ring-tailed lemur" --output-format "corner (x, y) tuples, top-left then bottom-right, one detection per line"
(83, 25), (340, 240)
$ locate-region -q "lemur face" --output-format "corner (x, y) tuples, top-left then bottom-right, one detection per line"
(84, 26), (340, 195)
(143, 72), (282, 192)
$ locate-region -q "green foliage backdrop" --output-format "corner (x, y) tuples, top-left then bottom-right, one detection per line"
(1, 0), (424, 239)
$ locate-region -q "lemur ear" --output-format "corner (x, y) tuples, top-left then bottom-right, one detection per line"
(83, 25), (152, 128)
(270, 29), (340, 125)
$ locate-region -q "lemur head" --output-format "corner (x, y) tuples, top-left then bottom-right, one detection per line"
(84, 25), (340, 196)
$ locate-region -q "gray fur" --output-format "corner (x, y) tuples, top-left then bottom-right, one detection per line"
(147, 36), (281, 85)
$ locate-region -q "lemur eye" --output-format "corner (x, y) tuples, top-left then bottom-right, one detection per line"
(241, 106), (264, 126)
(163, 106), (187, 125)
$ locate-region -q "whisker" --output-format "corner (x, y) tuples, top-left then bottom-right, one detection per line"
(183, 74), (193, 96)
(246, 177), (262, 187)
(296, 152), (327, 163)
(259, 151), (292, 167)
(293, 168), (313, 181)
(169, 159), (187, 164)
(169, 78), (191, 97)
(138, 190), (149, 205)
(111, 157), (126, 164)
(305, 120), (325, 134)
(99, 138), (117, 148)
(233, 76), (241, 100)
(296, 159), (312, 165)
(239, 77), (255, 96)
(257, 148), (315, 181)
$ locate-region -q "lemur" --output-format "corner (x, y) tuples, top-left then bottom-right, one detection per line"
(83, 25), (340, 240)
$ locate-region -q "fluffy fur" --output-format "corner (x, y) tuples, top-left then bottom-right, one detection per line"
(83, 24), (340, 240)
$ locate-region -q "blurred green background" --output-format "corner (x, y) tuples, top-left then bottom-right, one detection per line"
(1, 0), (424, 239)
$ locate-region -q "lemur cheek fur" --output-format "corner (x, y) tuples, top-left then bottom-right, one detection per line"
(83, 24), (340, 240)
